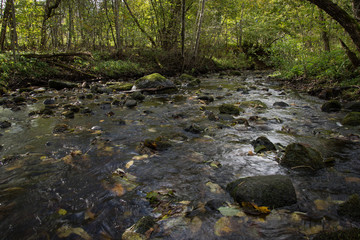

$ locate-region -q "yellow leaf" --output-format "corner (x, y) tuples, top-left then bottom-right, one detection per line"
(190, 216), (202, 233)
(57, 225), (92, 240)
(314, 199), (329, 211)
(214, 217), (232, 237)
(111, 183), (125, 196)
(345, 177), (360, 183)
(99, 120), (104, 123)
(206, 182), (224, 194)
(241, 202), (271, 215)
(58, 209), (67, 215)
(126, 160), (134, 169)
(132, 154), (149, 161)
(84, 209), (96, 220)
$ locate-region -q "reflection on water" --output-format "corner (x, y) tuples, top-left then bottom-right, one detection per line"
(0, 71), (359, 239)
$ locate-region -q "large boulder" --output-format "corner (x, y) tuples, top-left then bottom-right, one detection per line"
(219, 104), (244, 115)
(49, 79), (77, 90)
(321, 100), (342, 112)
(280, 143), (325, 171)
(251, 136), (276, 153)
(135, 73), (176, 90)
(226, 175), (297, 209)
(341, 112), (360, 126)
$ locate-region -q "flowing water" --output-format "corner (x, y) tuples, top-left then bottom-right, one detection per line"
(0, 71), (359, 239)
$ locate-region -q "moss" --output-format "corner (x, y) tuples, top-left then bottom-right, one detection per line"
(179, 73), (195, 81)
(338, 194), (360, 220)
(108, 82), (133, 91)
(219, 104), (244, 115)
(341, 112), (360, 126)
(280, 143), (324, 171)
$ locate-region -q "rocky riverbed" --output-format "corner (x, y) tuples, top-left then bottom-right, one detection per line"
(0, 71), (360, 239)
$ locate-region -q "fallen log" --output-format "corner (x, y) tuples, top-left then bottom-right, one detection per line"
(22, 52), (93, 60)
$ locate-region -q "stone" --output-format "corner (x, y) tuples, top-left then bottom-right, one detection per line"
(125, 99), (137, 108)
(49, 80), (77, 90)
(338, 194), (360, 220)
(344, 101), (360, 112)
(43, 99), (55, 105)
(108, 82), (133, 91)
(251, 136), (276, 153)
(53, 124), (69, 133)
(219, 104), (243, 115)
(321, 100), (342, 112)
(239, 100), (267, 109)
(131, 92), (145, 101)
(198, 95), (214, 103)
(62, 111), (75, 119)
(0, 121), (11, 129)
(184, 123), (203, 134)
(135, 73), (176, 90)
(226, 175), (297, 209)
(273, 101), (289, 108)
(280, 143), (325, 171)
(122, 216), (155, 240)
(341, 112), (360, 126)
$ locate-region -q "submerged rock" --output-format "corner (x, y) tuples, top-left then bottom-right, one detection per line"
(338, 194), (360, 220)
(280, 143), (325, 171)
(344, 101), (360, 112)
(219, 104), (243, 115)
(122, 216), (156, 240)
(239, 100), (267, 109)
(49, 79), (77, 90)
(135, 73), (176, 90)
(131, 92), (145, 101)
(125, 99), (137, 108)
(251, 136), (276, 153)
(273, 101), (289, 108)
(313, 228), (360, 240)
(321, 100), (342, 112)
(184, 123), (203, 134)
(53, 124), (70, 134)
(0, 120), (11, 129)
(341, 112), (360, 126)
(143, 137), (171, 151)
(226, 175), (297, 208)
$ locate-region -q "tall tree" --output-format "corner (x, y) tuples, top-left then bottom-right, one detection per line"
(0, 0), (11, 51)
(306, 0), (360, 53)
(194, 0), (206, 61)
(40, 0), (62, 49)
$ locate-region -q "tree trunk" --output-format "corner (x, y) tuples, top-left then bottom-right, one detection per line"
(123, 0), (157, 47)
(9, 0), (17, 60)
(40, 0), (62, 49)
(306, 0), (360, 53)
(181, 0), (185, 58)
(353, 0), (360, 21)
(113, 0), (123, 53)
(319, 10), (330, 52)
(67, 1), (73, 50)
(0, 0), (11, 51)
(339, 38), (360, 67)
(194, 0), (205, 61)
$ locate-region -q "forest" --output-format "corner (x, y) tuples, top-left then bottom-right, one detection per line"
(1, 1), (360, 240)
(0, 0), (359, 99)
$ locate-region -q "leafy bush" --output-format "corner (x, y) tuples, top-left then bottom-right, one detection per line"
(93, 60), (145, 78)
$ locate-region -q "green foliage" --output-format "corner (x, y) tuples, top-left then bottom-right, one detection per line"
(93, 60), (145, 78)
(0, 54), (59, 84)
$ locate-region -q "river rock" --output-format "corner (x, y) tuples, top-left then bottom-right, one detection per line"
(53, 124), (69, 133)
(0, 121), (11, 129)
(251, 136), (276, 153)
(108, 82), (133, 91)
(62, 110), (75, 119)
(125, 99), (137, 108)
(239, 100), (267, 109)
(344, 101), (360, 112)
(131, 92), (145, 101)
(143, 137), (171, 151)
(184, 123), (203, 134)
(43, 98), (56, 105)
(219, 104), (243, 115)
(341, 112), (360, 126)
(226, 175), (297, 208)
(321, 100), (342, 112)
(122, 216), (156, 240)
(49, 79), (77, 90)
(280, 143), (325, 171)
(135, 73), (176, 90)
(338, 194), (360, 220)
(273, 101), (289, 108)
(198, 95), (214, 103)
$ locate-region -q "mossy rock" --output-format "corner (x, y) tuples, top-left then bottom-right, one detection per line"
(135, 73), (176, 90)
(49, 80), (77, 90)
(239, 100), (267, 109)
(122, 216), (155, 240)
(321, 100), (342, 112)
(251, 136), (276, 153)
(108, 82), (134, 91)
(280, 143), (325, 171)
(341, 112), (360, 126)
(219, 104), (244, 115)
(313, 228), (360, 240)
(344, 102), (360, 112)
(143, 136), (172, 151)
(226, 175), (297, 209)
(180, 73), (196, 81)
(338, 194), (360, 220)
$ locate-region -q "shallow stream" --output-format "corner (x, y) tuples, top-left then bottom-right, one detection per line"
(0, 71), (359, 239)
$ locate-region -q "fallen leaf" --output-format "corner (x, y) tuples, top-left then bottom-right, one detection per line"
(218, 207), (241, 217)
(111, 183), (125, 196)
(241, 202), (271, 215)
(206, 182), (224, 194)
(84, 209), (96, 220)
(126, 160), (134, 169)
(248, 151), (254, 156)
(214, 217), (232, 237)
(132, 154), (149, 161)
(190, 216), (202, 233)
(58, 209), (67, 215)
(314, 199), (330, 211)
(57, 225), (92, 240)
(99, 120), (104, 123)
(71, 150), (82, 156)
(345, 177), (360, 183)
